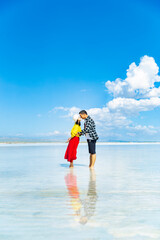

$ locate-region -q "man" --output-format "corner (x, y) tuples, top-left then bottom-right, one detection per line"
(78, 110), (98, 168)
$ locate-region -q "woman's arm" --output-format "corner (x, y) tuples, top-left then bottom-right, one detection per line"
(67, 137), (71, 143)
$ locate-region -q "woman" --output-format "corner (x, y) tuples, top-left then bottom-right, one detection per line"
(64, 114), (81, 168)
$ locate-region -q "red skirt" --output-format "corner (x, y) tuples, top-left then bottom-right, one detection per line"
(64, 137), (79, 162)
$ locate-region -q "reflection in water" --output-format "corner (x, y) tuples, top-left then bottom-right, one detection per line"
(65, 169), (98, 225)
(65, 170), (82, 216)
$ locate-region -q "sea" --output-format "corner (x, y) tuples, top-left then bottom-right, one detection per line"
(0, 142), (160, 240)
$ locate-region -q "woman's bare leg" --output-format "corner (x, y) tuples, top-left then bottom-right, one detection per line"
(69, 161), (74, 168)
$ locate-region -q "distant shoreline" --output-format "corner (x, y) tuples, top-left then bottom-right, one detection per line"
(0, 141), (160, 146)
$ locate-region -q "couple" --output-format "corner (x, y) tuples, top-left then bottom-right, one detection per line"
(64, 110), (98, 168)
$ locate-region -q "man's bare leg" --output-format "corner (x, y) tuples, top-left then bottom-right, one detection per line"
(90, 154), (96, 168)
(89, 154), (92, 167)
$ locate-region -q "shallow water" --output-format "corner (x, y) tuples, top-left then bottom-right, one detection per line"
(0, 143), (160, 239)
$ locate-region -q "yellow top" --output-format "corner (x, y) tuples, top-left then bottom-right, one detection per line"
(71, 124), (81, 138)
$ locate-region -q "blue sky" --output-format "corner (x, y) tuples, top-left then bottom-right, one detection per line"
(0, 0), (160, 141)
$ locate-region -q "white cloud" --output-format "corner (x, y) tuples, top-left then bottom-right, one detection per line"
(52, 56), (160, 138)
(16, 133), (24, 136)
(146, 87), (160, 98)
(107, 97), (160, 114)
(51, 106), (80, 117)
(87, 107), (131, 127)
(49, 106), (68, 113)
(37, 130), (70, 137)
(67, 107), (81, 117)
(127, 132), (136, 137)
(105, 55), (160, 98)
(126, 125), (158, 135)
(104, 56), (160, 119)
(47, 130), (60, 136)
(54, 106), (131, 127)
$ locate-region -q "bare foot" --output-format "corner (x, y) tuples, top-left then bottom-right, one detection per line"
(89, 166), (94, 169)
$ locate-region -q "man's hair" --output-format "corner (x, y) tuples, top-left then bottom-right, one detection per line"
(79, 110), (88, 115)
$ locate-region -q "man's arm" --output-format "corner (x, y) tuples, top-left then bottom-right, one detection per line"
(80, 119), (92, 135)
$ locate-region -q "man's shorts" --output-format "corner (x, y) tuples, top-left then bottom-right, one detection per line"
(87, 139), (97, 154)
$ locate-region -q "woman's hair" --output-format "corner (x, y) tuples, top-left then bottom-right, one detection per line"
(75, 120), (81, 126)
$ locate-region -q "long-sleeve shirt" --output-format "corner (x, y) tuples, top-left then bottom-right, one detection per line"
(71, 124), (81, 138)
(81, 116), (98, 140)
